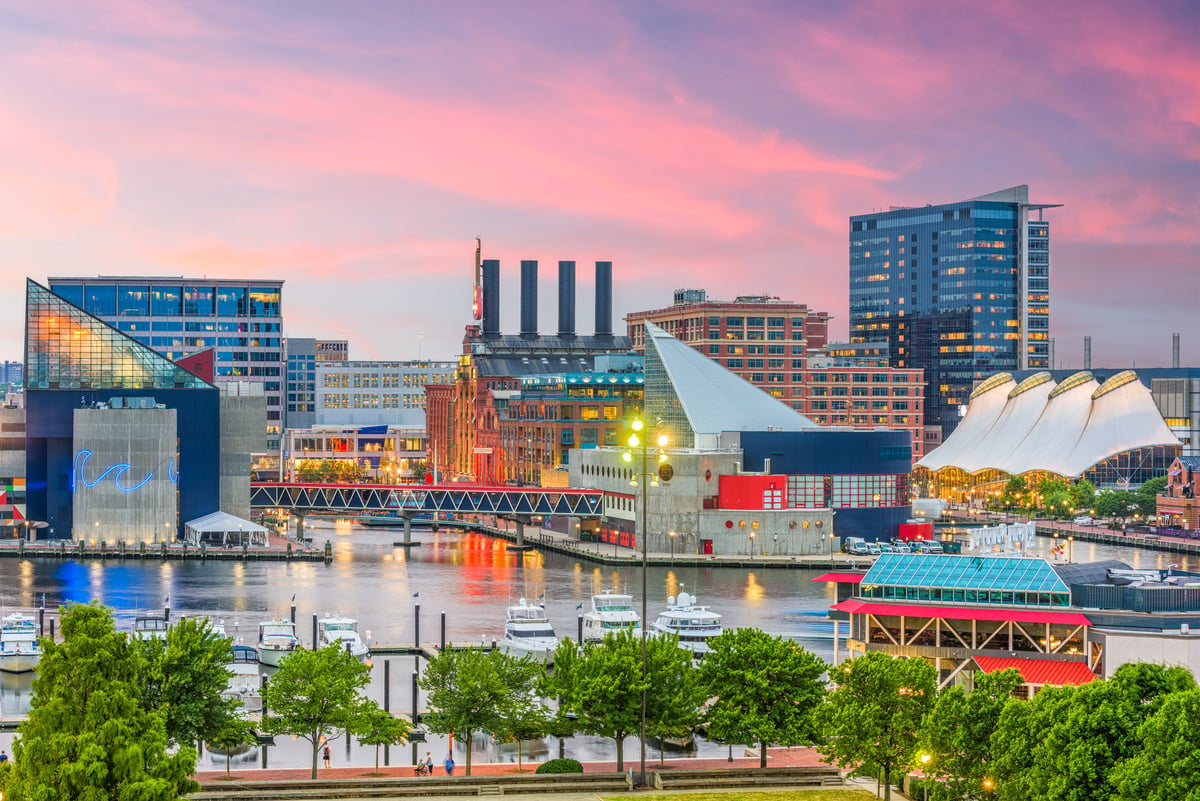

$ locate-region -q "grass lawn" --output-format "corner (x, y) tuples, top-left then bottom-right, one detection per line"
(603, 792), (878, 801)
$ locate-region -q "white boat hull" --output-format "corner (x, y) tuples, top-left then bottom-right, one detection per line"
(499, 637), (558, 662)
(0, 652), (40, 674)
(256, 645), (295, 667)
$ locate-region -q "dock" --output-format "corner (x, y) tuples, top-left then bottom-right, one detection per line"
(0, 537), (329, 563)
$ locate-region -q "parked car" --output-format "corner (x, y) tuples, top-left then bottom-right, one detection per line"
(1073, 516), (1093, 526)
(892, 542), (912, 553)
(866, 543), (883, 556)
(920, 540), (945, 554)
(878, 542), (896, 554)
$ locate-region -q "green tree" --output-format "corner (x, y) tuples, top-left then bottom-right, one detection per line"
(207, 716), (257, 781)
(5, 602), (197, 801)
(999, 477), (1028, 510)
(1069, 479), (1096, 513)
(817, 652), (937, 801)
(260, 643), (380, 779)
(1137, 476), (1168, 500)
(544, 630), (647, 771)
(640, 632), (703, 767)
(1111, 688), (1200, 801)
(698, 628), (826, 768)
(420, 646), (546, 776)
(491, 698), (551, 772)
(134, 615), (236, 748)
(358, 708), (410, 775)
(922, 668), (1023, 800)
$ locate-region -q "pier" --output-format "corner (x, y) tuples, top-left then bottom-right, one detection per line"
(0, 536), (329, 563)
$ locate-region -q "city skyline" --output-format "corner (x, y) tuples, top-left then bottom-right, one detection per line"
(1, 1), (1197, 368)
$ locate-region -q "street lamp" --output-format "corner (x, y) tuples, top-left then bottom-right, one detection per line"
(623, 417), (668, 788)
(749, 530), (756, 558)
(669, 530), (676, 559)
(919, 753), (931, 801)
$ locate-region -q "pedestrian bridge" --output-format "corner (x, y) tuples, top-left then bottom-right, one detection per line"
(249, 483), (605, 518)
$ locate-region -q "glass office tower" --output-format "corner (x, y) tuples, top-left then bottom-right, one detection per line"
(47, 278), (283, 458)
(849, 185), (1059, 438)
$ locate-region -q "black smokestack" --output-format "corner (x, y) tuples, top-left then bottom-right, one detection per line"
(520, 260), (538, 338)
(558, 260), (576, 337)
(595, 261), (612, 337)
(482, 259), (500, 337)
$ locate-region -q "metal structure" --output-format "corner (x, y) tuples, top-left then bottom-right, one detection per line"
(250, 482), (604, 516)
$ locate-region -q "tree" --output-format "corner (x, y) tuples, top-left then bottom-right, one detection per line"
(1111, 688), (1200, 801)
(358, 708), (410, 775)
(643, 633), (705, 767)
(260, 643), (380, 779)
(699, 628), (826, 768)
(4, 602), (197, 801)
(999, 477), (1028, 510)
(420, 646), (546, 776)
(1070, 479), (1096, 513)
(1137, 476), (1168, 500)
(817, 652), (937, 801)
(922, 668), (1023, 800)
(544, 630), (647, 771)
(134, 615), (236, 748)
(207, 716), (257, 781)
(491, 699), (551, 772)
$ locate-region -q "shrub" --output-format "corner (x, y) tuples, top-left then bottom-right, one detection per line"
(535, 758), (583, 774)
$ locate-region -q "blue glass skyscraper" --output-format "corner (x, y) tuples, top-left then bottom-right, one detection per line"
(849, 185), (1060, 438)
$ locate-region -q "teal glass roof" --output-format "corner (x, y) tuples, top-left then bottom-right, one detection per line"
(25, 279), (213, 391)
(862, 554), (1069, 594)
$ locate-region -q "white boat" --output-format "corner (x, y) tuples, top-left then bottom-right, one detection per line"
(221, 644), (263, 714)
(651, 588), (723, 657)
(256, 618), (300, 667)
(581, 590), (641, 642)
(498, 598), (559, 661)
(0, 613), (42, 673)
(316, 613), (370, 661)
(131, 615), (170, 641)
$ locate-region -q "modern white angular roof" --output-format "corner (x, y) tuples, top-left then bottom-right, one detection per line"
(643, 321), (817, 447)
(917, 370), (1179, 477)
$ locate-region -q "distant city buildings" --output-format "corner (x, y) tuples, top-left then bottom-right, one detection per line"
(283, 337), (348, 431)
(849, 185), (1059, 440)
(1, 360), (23, 387)
(47, 277), (284, 469)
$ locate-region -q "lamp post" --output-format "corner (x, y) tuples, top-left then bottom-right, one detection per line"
(919, 753), (931, 801)
(749, 530), (756, 559)
(623, 417), (667, 788)
(669, 530), (676, 559)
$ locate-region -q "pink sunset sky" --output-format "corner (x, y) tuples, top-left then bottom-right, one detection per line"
(1, 0), (1198, 367)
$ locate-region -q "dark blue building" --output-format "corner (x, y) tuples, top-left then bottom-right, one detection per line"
(739, 429), (913, 541)
(849, 185), (1060, 438)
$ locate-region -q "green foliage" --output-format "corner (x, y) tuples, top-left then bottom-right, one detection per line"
(922, 668), (1023, 801)
(358, 708), (411, 774)
(543, 629), (648, 771)
(1069, 480), (1096, 513)
(5, 601), (198, 801)
(260, 643), (380, 779)
(535, 758), (583, 774)
(1137, 476), (1168, 499)
(134, 615), (236, 747)
(420, 646), (547, 776)
(998, 477), (1028, 510)
(207, 716), (257, 781)
(0, 760), (11, 792)
(817, 653), (937, 801)
(699, 628), (826, 768)
(1111, 688), (1200, 801)
(642, 632), (704, 766)
(1094, 490), (1154, 522)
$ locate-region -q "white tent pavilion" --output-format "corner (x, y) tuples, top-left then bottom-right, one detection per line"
(184, 511), (269, 548)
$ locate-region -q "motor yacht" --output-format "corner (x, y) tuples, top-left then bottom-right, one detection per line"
(581, 589), (641, 642)
(0, 613), (41, 673)
(316, 613), (370, 661)
(498, 598), (559, 661)
(131, 615), (170, 641)
(221, 643), (263, 714)
(256, 618), (300, 667)
(651, 588), (723, 657)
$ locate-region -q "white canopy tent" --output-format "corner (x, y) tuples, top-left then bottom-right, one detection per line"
(184, 511), (269, 548)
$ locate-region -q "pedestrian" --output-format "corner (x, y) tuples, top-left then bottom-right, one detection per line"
(323, 744), (331, 769)
(444, 753), (455, 775)
(0, 749), (8, 763)
(425, 752), (434, 776)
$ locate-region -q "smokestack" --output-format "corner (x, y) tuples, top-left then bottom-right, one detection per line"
(1048, 338), (1056, 371)
(595, 261), (612, 337)
(482, 259), (500, 338)
(558, 261), (576, 337)
(1084, 336), (1092, 370)
(1173, 333), (1180, 369)
(520, 260), (538, 338)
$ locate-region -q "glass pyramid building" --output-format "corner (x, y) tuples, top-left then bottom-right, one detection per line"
(642, 321), (819, 448)
(25, 279), (212, 391)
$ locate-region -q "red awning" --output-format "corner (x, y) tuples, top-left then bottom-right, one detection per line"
(974, 656), (1096, 686)
(812, 572), (866, 583)
(831, 598), (1091, 626)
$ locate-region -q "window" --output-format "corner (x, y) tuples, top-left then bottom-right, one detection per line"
(746, 317), (764, 327)
(726, 317), (743, 326)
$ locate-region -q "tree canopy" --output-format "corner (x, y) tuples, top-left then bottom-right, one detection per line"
(420, 645), (546, 775)
(817, 652), (937, 801)
(260, 643), (380, 779)
(4, 602), (197, 801)
(133, 615), (236, 748)
(1111, 688), (1200, 801)
(698, 628), (826, 768)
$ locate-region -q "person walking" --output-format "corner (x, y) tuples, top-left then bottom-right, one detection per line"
(0, 749), (8, 763)
(323, 744), (331, 769)
(444, 753), (456, 775)
(425, 751), (434, 775)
